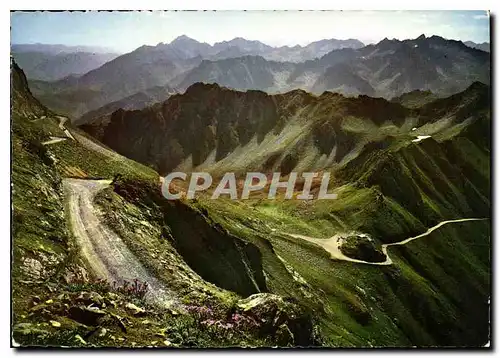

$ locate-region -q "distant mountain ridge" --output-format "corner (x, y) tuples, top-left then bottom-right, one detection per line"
(80, 80), (489, 175)
(12, 43), (120, 81)
(26, 35), (363, 119)
(463, 41), (490, 52)
(28, 46), (202, 118)
(12, 51), (119, 81)
(11, 43), (120, 54)
(175, 35), (490, 98)
(159, 35), (365, 62)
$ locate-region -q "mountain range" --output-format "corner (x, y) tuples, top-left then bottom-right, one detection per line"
(464, 41), (490, 52)
(24, 35), (363, 119)
(26, 35), (489, 124)
(160, 35), (365, 62)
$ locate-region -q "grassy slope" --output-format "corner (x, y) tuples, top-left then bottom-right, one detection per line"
(195, 196), (489, 346)
(83, 104), (490, 347)
(186, 113), (491, 347)
(12, 90), (312, 348)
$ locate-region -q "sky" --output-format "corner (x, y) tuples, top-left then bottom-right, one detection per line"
(11, 10), (490, 53)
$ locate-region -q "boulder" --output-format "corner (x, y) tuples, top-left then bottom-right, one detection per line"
(68, 306), (106, 326)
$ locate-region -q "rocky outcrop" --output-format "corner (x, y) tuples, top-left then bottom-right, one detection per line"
(236, 293), (316, 346)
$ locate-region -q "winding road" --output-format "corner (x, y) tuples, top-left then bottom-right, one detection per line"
(42, 116), (74, 146)
(55, 118), (486, 300)
(63, 173), (487, 310)
(57, 116), (75, 140)
(286, 218), (488, 266)
(45, 118), (178, 308)
(63, 178), (179, 309)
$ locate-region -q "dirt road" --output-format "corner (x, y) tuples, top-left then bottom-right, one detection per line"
(286, 218), (487, 266)
(42, 137), (67, 145)
(57, 116), (75, 140)
(63, 178), (179, 309)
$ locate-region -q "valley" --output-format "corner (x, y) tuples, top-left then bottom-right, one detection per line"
(10, 15), (491, 349)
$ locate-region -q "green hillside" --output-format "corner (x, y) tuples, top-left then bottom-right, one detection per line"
(11, 59), (491, 348)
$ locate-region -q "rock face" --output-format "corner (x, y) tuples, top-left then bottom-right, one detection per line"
(11, 60), (51, 119)
(111, 178), (268, 297)
(68, 306), (107, 326)
(163, 200), (268, 296)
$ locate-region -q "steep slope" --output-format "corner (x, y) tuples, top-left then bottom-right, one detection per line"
(12, 60), (317, 348)
(11, 60), (51, 119)
(464, 41), (490, 52)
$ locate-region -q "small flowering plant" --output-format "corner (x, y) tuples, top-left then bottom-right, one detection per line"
(112, 278), (149, 299)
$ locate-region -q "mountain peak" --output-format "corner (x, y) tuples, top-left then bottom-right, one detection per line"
(171, 35), (199, 44)
(184, 81), (222, 94)
(466, 81), (488, 92)
(379, 37), (392, 44)
(416, 34), (426, 40)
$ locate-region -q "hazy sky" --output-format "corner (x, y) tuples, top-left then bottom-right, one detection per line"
(11, 10), (490, 53)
